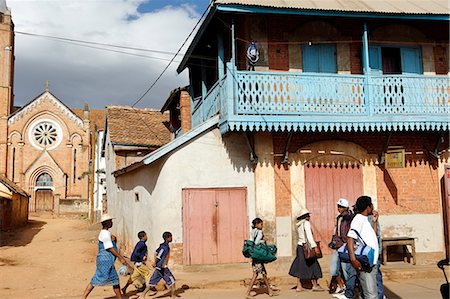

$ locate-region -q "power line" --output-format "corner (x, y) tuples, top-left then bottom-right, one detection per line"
(130, 1), (214, 107)
(16, 31), (184, 56)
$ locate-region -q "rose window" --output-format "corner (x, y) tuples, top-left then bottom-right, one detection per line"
(33, 122), (58, 146)
(28, 119), (62, 150)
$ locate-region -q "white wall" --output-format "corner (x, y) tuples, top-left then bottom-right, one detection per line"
(381, 214), (444, 252)
(93, 130), (106, 221)
(110, 129), (255, 255)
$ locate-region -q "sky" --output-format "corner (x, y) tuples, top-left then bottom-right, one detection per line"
(8, 0), (211, 109)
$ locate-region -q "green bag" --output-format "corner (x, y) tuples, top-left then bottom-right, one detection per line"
(242, 240), (277, 263)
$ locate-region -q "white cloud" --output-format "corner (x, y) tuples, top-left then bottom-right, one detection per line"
(8, 0), (199, 109)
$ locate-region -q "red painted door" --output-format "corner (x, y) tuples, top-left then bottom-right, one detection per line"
(183, 188), (247, 265)
(305, 164), (363, 253)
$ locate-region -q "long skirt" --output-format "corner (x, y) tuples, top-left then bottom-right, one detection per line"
(289, 244), (323, 280)
(90, 241), (120, 286)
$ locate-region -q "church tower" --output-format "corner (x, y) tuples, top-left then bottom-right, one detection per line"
(0, 0), (14, 175)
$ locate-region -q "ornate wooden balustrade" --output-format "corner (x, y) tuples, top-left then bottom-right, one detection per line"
(191, 65), (449, 132)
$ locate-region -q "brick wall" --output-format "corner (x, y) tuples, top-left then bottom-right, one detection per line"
(376, 163), (440, 214)
(179, 90), (191, 133)
(273, 156), (291, 216)
(268, 17), (289, 71)
(170, 242), (183, 266)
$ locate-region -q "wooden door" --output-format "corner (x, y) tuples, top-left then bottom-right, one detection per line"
(305, 164), (363, 253)
(35, 189), (54, 212)
(183, 188), (247, 265)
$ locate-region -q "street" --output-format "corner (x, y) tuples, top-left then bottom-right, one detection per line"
(0, 216), (445, 299)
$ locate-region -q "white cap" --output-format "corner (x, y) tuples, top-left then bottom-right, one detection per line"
(337, 198), (349, 208)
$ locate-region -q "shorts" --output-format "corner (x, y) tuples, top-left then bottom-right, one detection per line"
(252, 260), (267, 275)
(128, 264), (151, 284)
(149, 268), (176, 287)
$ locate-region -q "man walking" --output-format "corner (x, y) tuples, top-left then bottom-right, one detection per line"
(346, 196), (379, 299)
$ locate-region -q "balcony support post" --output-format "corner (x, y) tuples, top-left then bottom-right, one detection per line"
(243, 132), (258, 165)
(362, 22), (372, 116)
(281, 132), (293, 165)
(218, 33), (225, 79)
(231, 18), (236, 66)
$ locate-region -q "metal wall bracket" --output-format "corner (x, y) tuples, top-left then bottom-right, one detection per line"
(244, 132), (258, 165)
(281, 132), (293, 165)
(379, 131), (392, 165)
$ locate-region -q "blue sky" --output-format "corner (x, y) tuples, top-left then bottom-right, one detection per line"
(138, 0), (211, 14)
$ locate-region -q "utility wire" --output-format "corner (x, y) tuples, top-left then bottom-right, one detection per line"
(16, 31), (184, 56)
(130, 0), (214, 107)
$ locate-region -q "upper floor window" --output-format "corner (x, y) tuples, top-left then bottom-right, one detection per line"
(369, 46), (423, 75)
(302, 44), (337, 73)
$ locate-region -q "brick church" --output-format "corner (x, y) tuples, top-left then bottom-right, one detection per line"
(0, 1), (104, 215)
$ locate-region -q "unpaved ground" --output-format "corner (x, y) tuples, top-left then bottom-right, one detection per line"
(0, 215), (446, 299)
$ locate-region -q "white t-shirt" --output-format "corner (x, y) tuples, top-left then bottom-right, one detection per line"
(98, 229), (113, 250)
(347, 214), (379, 264)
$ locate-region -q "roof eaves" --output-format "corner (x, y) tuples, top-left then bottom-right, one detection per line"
(216, 4), (450, 20)
(177, 5), (217, 74)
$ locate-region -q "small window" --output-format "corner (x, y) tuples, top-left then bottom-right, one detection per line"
(135, 192), (140, 202)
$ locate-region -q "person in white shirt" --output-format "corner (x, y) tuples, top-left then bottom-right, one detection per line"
(346, 196), (379, 299)
(288, 209), (325, 292)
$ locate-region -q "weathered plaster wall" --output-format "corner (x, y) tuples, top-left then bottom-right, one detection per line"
(110, 129), (255, 264)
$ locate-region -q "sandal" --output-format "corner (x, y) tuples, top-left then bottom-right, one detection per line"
(312, 285), (325, 292)
(295, 287), (305, 292)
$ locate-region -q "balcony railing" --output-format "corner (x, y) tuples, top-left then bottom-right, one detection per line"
(192, 63), (449, 132)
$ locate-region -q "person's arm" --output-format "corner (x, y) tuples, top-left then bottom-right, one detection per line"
(347, 237), (362, 271)
(107, 247), (127, 265)
(372, 211), (379, 234)
(304, 221), (317, 248)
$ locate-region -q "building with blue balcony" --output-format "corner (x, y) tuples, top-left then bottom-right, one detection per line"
(110, 0), (450, 266)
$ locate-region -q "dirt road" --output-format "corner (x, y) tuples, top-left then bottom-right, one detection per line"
(0, 215), (445, 299)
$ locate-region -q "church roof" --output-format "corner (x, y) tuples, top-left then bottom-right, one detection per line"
(106, 106), (171, 148)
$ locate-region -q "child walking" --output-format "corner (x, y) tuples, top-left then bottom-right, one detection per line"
(140, 232), (176, 298)
(121, 231), (151, 295)
(246, 218), (277, 298)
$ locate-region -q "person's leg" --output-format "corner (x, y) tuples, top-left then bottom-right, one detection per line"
(359, 266), (378, 299)
(341, 262), (357, 298)
(112, 285), (123, 299)
(140, 270), (160, 298)
(376, 261), (385, 299)
(246, 272), (258, 296)
(330, 250), (343, 291)
(82, 283), (94, 298)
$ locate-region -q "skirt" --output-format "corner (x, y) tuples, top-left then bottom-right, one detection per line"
(289, 244), (323, 280)
(90, 241), (120, 286)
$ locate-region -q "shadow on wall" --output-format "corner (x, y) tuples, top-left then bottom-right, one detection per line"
(383, 167), (398, 205)
(0, 219), (46, 247)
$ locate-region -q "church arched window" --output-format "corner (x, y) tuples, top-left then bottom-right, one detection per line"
(36, 173), (53, 187)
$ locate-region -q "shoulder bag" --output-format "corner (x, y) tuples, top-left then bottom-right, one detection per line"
(338, 228), (376, 267)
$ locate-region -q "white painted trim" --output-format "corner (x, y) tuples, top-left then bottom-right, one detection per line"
(34, 186), (55, 191)
(8, 92), (83, 127)
(27, 118), (63, 151)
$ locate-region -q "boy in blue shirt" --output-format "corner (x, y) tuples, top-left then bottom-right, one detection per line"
(140, 232), (176, 298)
(122, 231), (151, 295)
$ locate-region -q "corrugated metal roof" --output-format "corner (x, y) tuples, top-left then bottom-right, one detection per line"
(215, 0), (449, 15)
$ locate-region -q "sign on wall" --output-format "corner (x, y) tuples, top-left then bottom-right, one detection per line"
(385, 149), (405, 168)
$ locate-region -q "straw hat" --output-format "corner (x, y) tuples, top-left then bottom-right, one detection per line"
(296, 208), (311, 220)
(99, 213), (114, 223)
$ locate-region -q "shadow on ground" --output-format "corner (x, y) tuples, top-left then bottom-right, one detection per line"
(0, 219), (46, 247)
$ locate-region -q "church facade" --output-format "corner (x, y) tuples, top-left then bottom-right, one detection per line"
(0, 1), (103, 216)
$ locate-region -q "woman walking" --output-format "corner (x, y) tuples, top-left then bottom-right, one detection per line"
(289, 209), (325, 292)
(83, 214), (127, 299)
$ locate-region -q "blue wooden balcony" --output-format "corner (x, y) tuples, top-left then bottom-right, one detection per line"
(191, 64), (449, 133)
